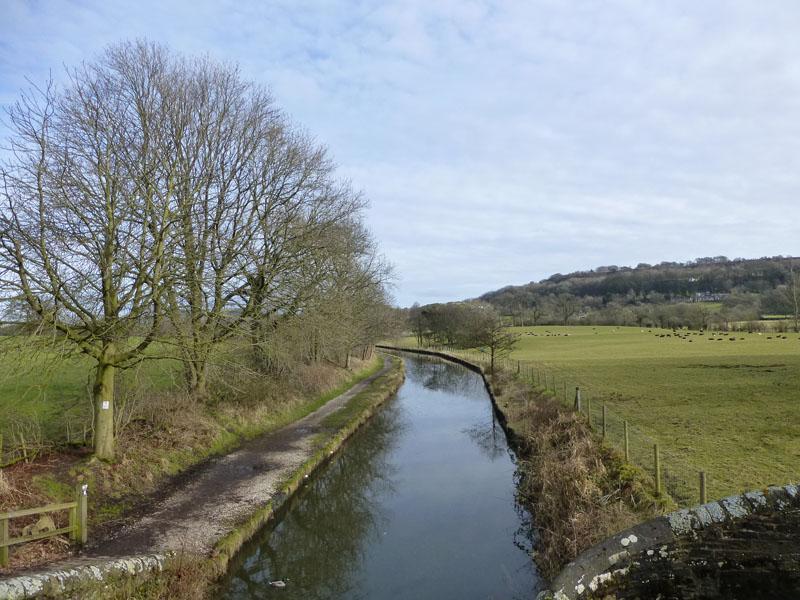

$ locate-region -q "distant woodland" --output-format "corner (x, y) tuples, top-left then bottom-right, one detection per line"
(404, 256), (800, 345)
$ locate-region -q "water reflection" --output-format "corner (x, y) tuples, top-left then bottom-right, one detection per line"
(220, 355), (540, 599)
(402, 355), (485, 397)
(464, 413), (510, 462)
(222, 403), (405, 599)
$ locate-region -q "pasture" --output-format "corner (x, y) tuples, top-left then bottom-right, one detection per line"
(0, 338), (183, 459)
(507, 325), (800, 500)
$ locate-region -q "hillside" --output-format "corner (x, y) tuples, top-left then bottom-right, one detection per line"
(479, 256), (800, 329)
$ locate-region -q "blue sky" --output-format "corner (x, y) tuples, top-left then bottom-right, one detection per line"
(2, 1), (800, 307)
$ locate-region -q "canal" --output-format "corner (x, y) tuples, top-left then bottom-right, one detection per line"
(220, 354), (541, 599)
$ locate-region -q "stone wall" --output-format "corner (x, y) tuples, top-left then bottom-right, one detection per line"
(0, 554), (175, 600)
(538, 484), (800, 600)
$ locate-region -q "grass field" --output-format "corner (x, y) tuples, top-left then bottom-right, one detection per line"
(0, 338), (183, 456)
(503, 325), (800, 500)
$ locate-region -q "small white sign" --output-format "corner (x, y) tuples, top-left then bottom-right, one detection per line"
(102, 401), (110, 410)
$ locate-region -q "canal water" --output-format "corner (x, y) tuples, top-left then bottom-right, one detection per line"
(219, 355), (541, 599)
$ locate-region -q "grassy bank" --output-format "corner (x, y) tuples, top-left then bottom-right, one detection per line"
(486, 366), (666, 578)
(0, 354), (386, 575)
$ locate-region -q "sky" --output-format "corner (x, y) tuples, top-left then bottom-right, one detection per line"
(2, 1), (800, 307)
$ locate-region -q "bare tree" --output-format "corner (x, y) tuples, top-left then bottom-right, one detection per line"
(555, 294), (580, 325)
(267, 218), (393, 369)
(1, 41), (395, 457)
(787, 265), (800, 333)
(0, 42), (176, 458)
(472, 307), (519, 375)
(408, 302), (426, 346)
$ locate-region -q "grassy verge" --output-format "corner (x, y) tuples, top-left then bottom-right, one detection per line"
(0, 355), (384, 575)
(485, 367), (669, 579)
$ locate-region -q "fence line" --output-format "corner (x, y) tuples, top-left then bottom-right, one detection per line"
(392, 341), (711, 507)
(0, 484), (88, 567)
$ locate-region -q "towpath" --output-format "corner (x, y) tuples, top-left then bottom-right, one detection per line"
(29, 354), (394, 571)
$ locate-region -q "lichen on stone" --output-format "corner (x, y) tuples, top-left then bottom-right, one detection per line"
(721, 495), (749, 519)
(744, 490), (767, 509)
(667, 508), (694, 534)
(692, 505), (713, 527)
(705, 502), (726, 522)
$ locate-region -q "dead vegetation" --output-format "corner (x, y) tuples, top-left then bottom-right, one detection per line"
(489, 369), (672, 579)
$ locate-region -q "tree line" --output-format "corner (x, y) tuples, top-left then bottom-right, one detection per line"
(405, 302), (518, 373)
(479, 256), (800, 330)
(0, 41), (395, 458)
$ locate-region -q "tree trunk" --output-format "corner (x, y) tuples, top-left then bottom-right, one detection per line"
(93, 349), (116, 460)
(183, 346), (212, 397)
(183, 357), (199, 391)
(194, 360), (210, 398)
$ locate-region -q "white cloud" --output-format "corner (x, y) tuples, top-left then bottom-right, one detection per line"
(2, 0), (800, 306)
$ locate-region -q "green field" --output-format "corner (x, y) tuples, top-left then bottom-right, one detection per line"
(503, 325), (800, 499)
(0, 339), (183, 456)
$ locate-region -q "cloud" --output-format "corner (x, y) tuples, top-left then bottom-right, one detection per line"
(3, 0), (800, 306)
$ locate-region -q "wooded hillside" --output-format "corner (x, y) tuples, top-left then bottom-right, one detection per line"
(478, 256), (800, 329)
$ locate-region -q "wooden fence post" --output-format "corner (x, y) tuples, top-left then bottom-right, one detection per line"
(654, 444), (661, 496)
(1, 513), (7, 567)
(76, 484), (88, 545)
(700, 471), (707, 505)
(69, 499), (77, 542)
(624, 421), (630, 463)
(574, 387), (581, 412)
(602, 405), (606, 437)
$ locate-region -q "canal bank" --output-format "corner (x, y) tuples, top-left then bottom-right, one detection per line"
(377, 346), (662, 587)
(0, 355), (405, 600)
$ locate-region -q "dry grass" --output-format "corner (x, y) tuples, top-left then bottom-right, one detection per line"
(102, 558), (214, 600)
(490, 370), (670, 579)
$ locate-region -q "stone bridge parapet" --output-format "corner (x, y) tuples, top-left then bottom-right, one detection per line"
(539, 484), (800, 599)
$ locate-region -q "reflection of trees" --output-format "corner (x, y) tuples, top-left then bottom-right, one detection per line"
(222, 402), (404, 600)
(463, 412), (508, 462)
(402, 356), (484, 398)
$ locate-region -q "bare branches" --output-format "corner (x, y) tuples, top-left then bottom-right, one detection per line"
(0, 40), (394, 456)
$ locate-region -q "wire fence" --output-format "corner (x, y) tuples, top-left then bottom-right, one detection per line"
(391, 341), (712, 508)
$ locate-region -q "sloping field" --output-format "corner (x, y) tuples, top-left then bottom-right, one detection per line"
(507, 325), (800, 500)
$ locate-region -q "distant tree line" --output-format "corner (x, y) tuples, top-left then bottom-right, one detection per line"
(0, 41), (396, 458)
(403, 302), (518, 373)
(479, 256), (800, 330)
